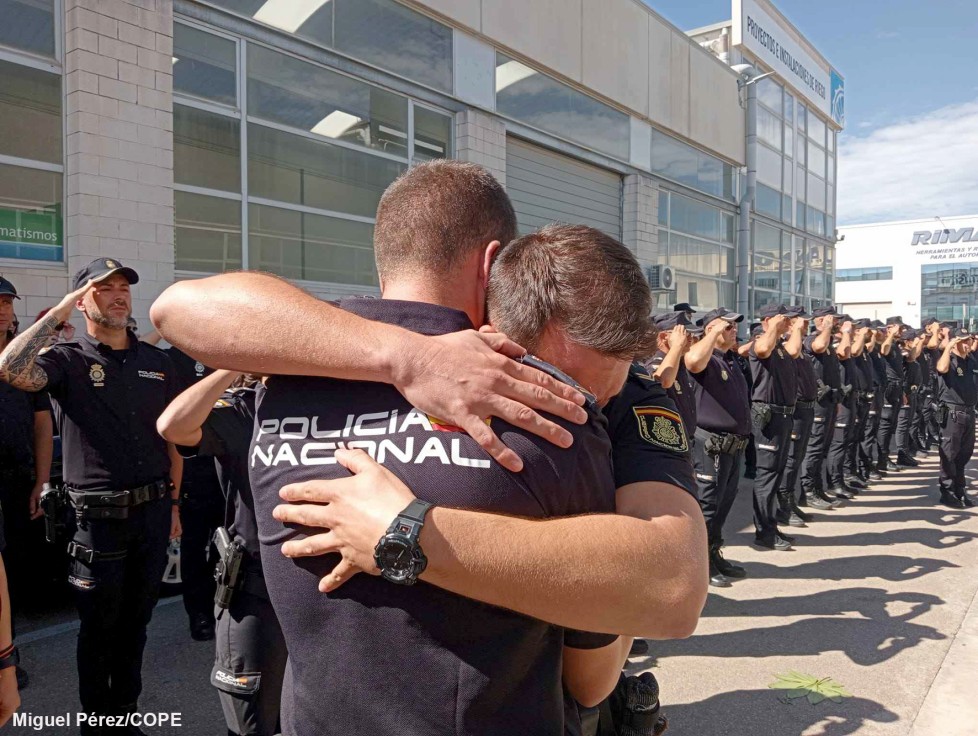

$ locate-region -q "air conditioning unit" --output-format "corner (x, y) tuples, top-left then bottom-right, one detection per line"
(646, 265), (675, 292)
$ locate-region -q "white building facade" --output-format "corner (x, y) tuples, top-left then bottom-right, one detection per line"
(836, 215), (978, 330)
(0, 0), (840, 328)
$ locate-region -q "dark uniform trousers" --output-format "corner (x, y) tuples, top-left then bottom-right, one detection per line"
(212, 569), (287, 736)
(782, 405), (815, 502)
(752, 408), (793, 540)
(180, 457), (225, 625)
(876, 381), (904, 463)
(895, 389), (919, 455)
(801, 397), (837, 493)
(0, 468), (55, 608)
(846, 395), (871, 478)
(939, 407), (976, 495)
(70, 495), (170, 715)
(693, 431), (743, 545)
(826, 395), (855, 487)
(916, 391), (938, 449)
(860, 392), (884, 475)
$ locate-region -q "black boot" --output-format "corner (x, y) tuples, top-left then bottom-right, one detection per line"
(959, 493), (975, 508)
(868, 468), (884, 481)
(778, 492), (807, 526)
(712, 541), (747, 579)
(896, 451), (919, 468)
(844, 475), (867, 490)
(709, 555), (731, 587)
(940, 490), (965, 509)
(789, 495), (813, 523)
(804, 490), (834, 510)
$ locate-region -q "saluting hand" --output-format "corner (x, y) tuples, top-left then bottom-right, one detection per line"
(275, 449), (416, 592)
(667, 325), (688, 351)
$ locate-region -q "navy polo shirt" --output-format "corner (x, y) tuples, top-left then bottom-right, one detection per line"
(884, 345), (905, 383)
(690, 350), (751, 435)
(793, 355), (818, 401)
(939, 354), (977, 407)
(250, 298), (616, 736)
(180, 386), (260, 564)
(604, 362), (696, 496)
(35, 332), (179, 491)
(804, 334), (841, 389)
(643, 351), (698, 448)
(749, 341), (797, 406)
(0, 381), (51, 470)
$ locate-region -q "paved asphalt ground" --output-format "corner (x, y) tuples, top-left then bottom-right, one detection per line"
(9, 449), (978, 735)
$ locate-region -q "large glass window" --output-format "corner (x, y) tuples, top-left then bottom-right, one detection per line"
(807, 173), (826, 211)
(248, 44), (410, 157)
(756, 78), (783, 114)
(753, 222), (781, 293)
(205, 0), (452, 92)
(496, 53), (629, 161)
(670, 193), (721, 241)
(755, 183), (781, 219)
(174, 105), (241, 193)
(413, 106), (453, 163)
(249, 202), (377, 285)
(173, 24), (237, 106)
(668, 232), (731, 279)
(174, 191), (242, 273)
(756, 144), (781, 190)
(837, 266), (893, 282)
(651, 130), (735, 200)
(808, 141), (826, 178)
(248, 123), (405, 217)
(0, 163), (62, 262)
(808, 113), (827, 147)
(757, 106), (782, 151)
(0, 59), (61, 164)
(922, 263), (978, 328)
(0, 0), (55, 58)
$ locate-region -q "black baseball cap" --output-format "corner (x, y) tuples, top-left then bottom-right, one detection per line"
(73, 258), (139, 290)
(870, 319), (885, 329)
(922, 317), (938, 327)
(785, 304), (811, 319)
(697, 307), (744, 328)
(812, 306), (838, 317)
(837, 314), (853, 323)
(952, 327), (971, 338)
(758, 303), (788, 318)
(885, 316), (905, 326)
(902, 328), (919, 340)
(853, 318), (872, 329)
(749, 322), (763, 338)
(0, 276), (19, 299)
(673, 302), (696, 314)
(653, 312), (694, 331)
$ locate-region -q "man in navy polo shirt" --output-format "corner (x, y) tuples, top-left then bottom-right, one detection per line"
(0, 260), (182, 735)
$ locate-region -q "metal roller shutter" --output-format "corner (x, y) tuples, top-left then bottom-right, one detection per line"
(506, 138), (622, 240)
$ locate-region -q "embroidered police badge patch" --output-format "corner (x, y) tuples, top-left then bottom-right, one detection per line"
(89, 363), (106, 387)
(632, 406), (688, 453)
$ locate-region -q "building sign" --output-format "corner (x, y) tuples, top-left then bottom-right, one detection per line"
(733, 0), (845, 128)
(0, 206), (63, 262)
(911, 226), (978, 262)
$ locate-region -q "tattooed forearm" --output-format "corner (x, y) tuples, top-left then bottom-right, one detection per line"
(0, 314), (58, 391)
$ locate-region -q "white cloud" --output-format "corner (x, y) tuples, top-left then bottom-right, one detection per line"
(837, 98), (978, 225)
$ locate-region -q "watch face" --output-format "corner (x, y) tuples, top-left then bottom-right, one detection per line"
(378, 536), (414, 573)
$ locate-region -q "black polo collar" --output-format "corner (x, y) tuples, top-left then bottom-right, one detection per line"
(336, 297), (475, 336)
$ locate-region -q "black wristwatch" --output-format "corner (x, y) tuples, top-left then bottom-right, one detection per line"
(374, 499), (433, 585)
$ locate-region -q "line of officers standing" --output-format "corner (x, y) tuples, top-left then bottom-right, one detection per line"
(647, 302), (978, 588)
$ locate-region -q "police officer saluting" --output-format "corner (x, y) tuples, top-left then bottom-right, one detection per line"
(749, 303), (803, 550)
(0, 258), (182, 736)
(687, 308), (751, 586)
(935, 328), (977, 508)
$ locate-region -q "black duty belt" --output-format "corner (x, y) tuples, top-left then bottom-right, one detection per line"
(944, 404), (976, 416)
(795, 399), (816, 409)
(756, 402), (795, 416)
(695, 428), (750, 455)
(67, 479), (170, 520)
(66, 540), (127, 565)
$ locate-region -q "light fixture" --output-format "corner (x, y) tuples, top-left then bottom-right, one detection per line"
(311, 110), (362, 139)
(254, 0), (331, 34)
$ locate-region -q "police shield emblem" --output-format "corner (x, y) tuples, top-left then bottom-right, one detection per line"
(957, 367), (965, 377)
(632, 406), (688, 453)
(105, 259), (117, 268)
(89, 363), (106, 387)
(721, 369), (729, 381)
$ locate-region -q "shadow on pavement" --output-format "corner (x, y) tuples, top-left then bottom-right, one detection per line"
(652, 689), (899, 736)
(739, 554), (959, 582)
(807, 509), (972, 526)
(786, 528), (978, 549)
(641, 615), (946, 666)
(702, 587), (943, 623)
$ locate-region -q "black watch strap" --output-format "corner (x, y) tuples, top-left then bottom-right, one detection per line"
(398, 499), (432, 526)
(0, 646), (19, 670)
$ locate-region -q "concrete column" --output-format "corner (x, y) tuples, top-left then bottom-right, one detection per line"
(454, 109), (507, 187)
(622, 173), (660, 266)
(64, 0), (174, 327)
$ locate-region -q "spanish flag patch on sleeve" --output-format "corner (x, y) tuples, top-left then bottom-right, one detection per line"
(632, 406), (688, 453)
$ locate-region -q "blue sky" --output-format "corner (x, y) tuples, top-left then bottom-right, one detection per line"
(648, 0), (978, 224)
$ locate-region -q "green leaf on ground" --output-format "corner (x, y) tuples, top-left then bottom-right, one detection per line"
(768, 672), (853, 706)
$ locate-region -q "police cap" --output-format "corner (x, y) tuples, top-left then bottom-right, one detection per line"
(870, 319), (885, 329)
(673, 302), (696, 314)
(812, 306), (838, 317)
(885, 316), (905, 326)
(853, 318), (872, 329)
(750, 322), (764, 338)
(0, 275), (19, 299)
(697, 307), (744, 328)
(758, 303), (788, 318)
(921, 317), (938, 327)
(73, 257), (140, 290)
(902, 328), (919, 340)
(952, 327), (971, 339)
(653, 312), (694, 331)
(785, 304), (811, 319)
